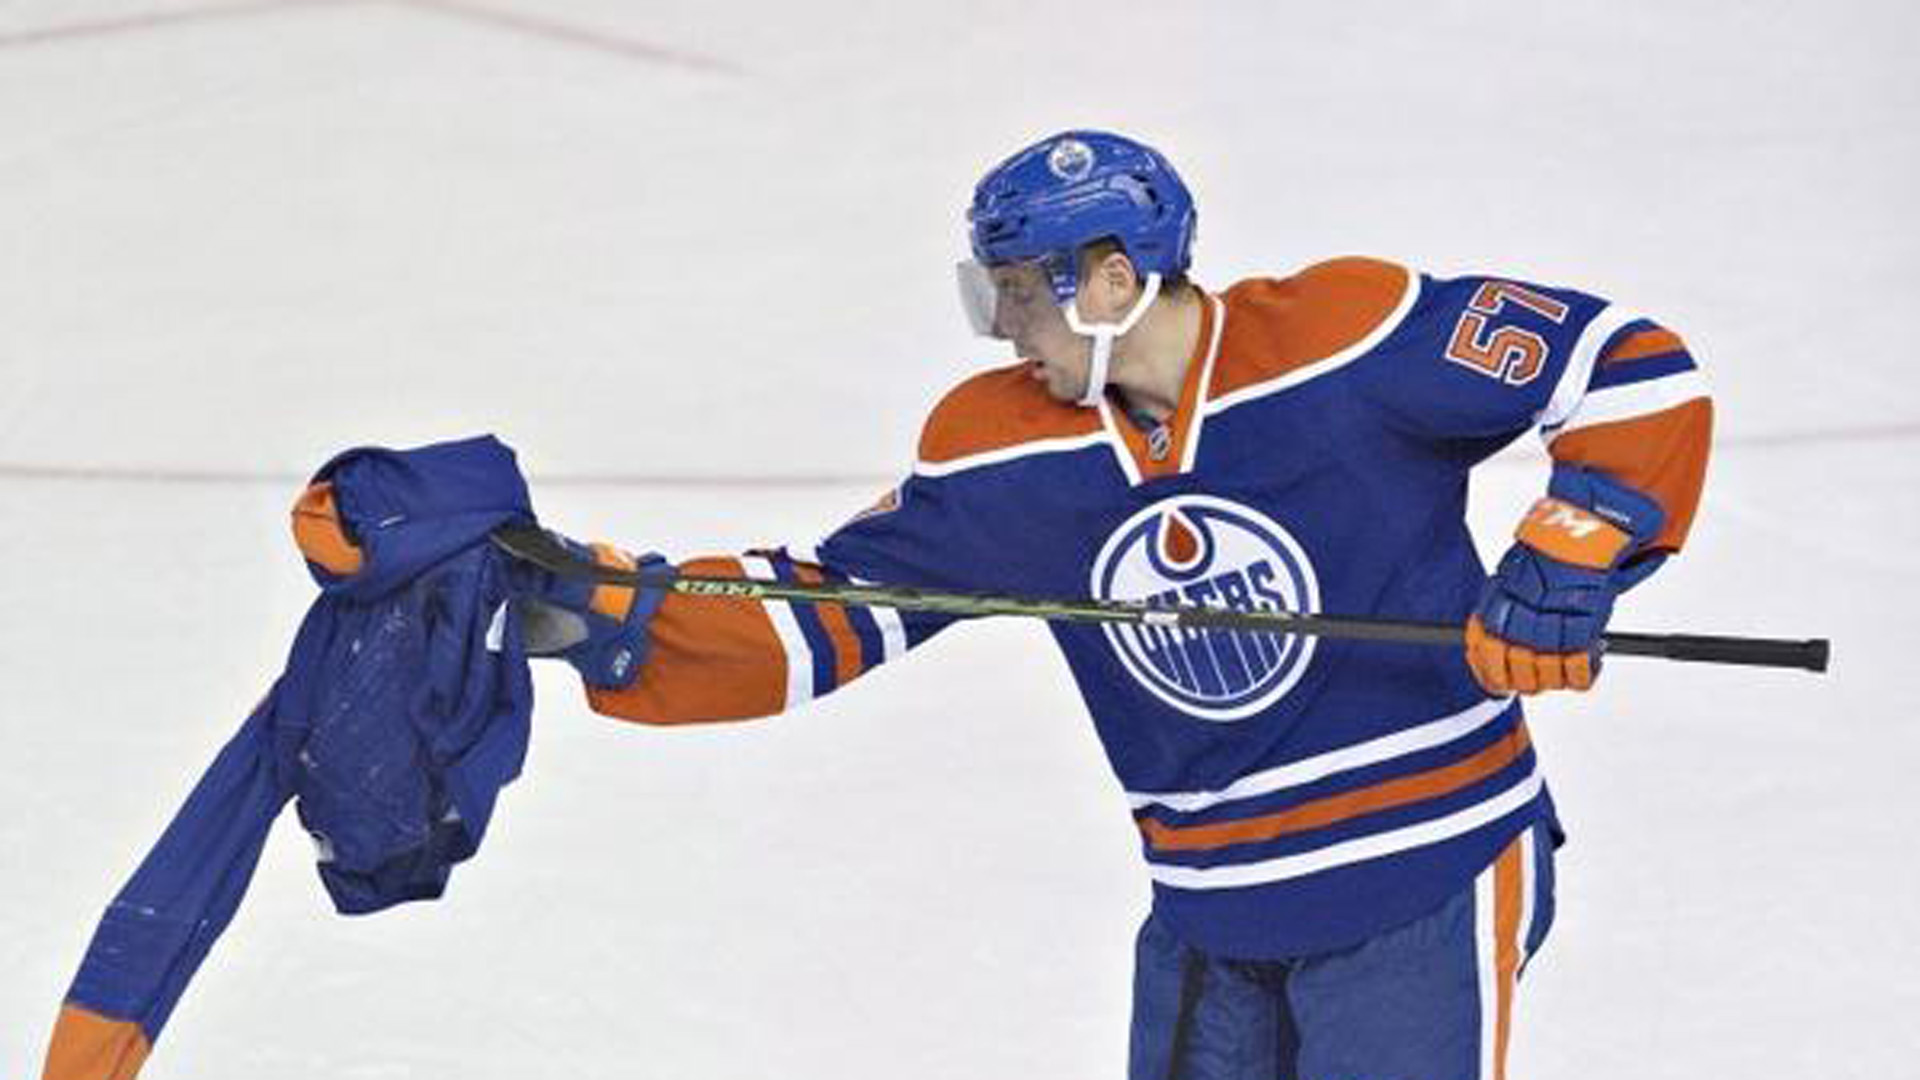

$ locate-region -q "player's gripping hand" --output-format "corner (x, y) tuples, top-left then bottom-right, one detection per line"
(510, 530), (669, 690)
(1467, 466), (1666, 696)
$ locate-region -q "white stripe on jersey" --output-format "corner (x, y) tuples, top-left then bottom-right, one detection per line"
(1127, 696), (1513, 813)
(1536, 303), (1641, 432)
(741, 554), (815, 709)
(868, 595), (908, 663)
(913, 431), (1112, 479)
(1545, 369), (1711, 441)
(768, 545), (909, 667)
(1146, 770), (1543, 890)
(1179, 294), (1228, 474)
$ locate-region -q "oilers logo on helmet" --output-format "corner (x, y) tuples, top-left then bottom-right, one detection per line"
(1046, 137), (1095, 181)
(1091, 496), (1320, 722)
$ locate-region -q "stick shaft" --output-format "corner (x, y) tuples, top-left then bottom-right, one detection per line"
(492, 524), (1829, 672)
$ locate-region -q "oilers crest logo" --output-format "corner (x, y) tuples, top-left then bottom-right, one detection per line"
(1091, 495), (1320, 722)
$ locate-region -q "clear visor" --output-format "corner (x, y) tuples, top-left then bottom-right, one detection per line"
(955, 258), (1068, 340)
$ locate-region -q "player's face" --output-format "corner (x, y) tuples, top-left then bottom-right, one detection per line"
(986, 262), (1093, 401)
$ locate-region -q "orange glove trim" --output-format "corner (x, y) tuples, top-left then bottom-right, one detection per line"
(1466, 616), (1597, 696)
(587, 542), (638, 621)
(290, 481), (364, 576)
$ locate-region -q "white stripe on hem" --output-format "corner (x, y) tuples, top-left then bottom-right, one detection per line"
(1127, 697), (1515, 813)
(1146, 770), (1543, 890)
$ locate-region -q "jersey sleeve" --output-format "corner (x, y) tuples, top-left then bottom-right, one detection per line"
(582, 477), (965, 726)
(1539, 318), (1713, 553)
(1361, 272), (1713, 554)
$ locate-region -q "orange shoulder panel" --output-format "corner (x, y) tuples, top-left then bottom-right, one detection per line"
(1210, 257), (1411, 400)
(586, 555), (789, 725)
(1550, 397), (1714, 553)
(917, 362), (1102, 466)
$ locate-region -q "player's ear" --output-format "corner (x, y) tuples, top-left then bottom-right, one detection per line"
(1090, 250), (1141, 318)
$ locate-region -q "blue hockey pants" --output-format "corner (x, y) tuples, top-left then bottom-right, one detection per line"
(1128, 824), (1556, 1080)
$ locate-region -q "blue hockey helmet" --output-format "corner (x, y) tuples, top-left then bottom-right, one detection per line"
(966, 130), (1197, 304)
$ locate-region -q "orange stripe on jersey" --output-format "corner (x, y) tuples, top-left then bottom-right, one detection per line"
(1551, 397), (1713, 552)
(41, 1005), (151, 1080)
(586, 556), (788, 725)
(793, 562), (865, 688)
(1601, 326), (1687, 364)
(1208, 257), (1410, 400)
(918, 363), (1103, 466)
(1111, 294), (1217, 481)
(1138, 726), (1532, 853)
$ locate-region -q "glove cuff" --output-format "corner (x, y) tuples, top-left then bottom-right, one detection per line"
(1515, 497), (1634, 569)
(1518, 465), (1668, 570)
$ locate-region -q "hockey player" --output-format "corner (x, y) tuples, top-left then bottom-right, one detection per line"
(517, 130), (1711, 1079)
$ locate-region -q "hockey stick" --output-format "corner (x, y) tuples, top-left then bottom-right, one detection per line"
(491, 523), (1830, 672)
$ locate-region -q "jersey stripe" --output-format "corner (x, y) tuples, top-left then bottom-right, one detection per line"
(843, 597), (886, 674)
(1127, 697), (1513, 813)
(1600, 324), (1687, 363)
(1547, 369), (1710, 435)
(791, 561), (867, 691)
(1146, 770), (1543, 890)
(1137, 725), (1531, 853)
(1536, 304), (1640, 431)
(1181, 294), (1227, 473)
(1587, 349), (1697, 391)
(770, 556), (838, 698)
(742, 554), (815, 709)
(913, 430), (1112, 478)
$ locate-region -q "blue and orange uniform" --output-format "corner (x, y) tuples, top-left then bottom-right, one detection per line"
(579, 256), (1711, 1078)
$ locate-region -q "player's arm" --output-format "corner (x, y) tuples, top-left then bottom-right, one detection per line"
(516, 478), (963, 726)
(1468, 315), (1711, 694)
(1361, 274), (1712, 694)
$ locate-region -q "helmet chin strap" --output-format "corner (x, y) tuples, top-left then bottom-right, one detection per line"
(1062, 272), (1163, 408)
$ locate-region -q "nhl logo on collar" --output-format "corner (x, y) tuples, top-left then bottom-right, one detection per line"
(1091, 495), (1321, 722)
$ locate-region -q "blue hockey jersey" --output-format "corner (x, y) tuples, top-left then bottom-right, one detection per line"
(585, 257), (1712, 959)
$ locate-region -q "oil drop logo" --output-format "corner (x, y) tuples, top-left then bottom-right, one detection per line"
(1091, 495), (1320, 721)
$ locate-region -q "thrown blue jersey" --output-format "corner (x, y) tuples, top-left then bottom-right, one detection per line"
(587, 257), (1712, 958)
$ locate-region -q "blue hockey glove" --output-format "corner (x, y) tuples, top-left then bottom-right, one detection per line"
(1467, 466), (1667, 695)
(509, 531), (669, 690)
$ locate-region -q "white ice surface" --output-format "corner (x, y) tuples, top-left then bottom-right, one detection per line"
(2, 2), (1917, 1077)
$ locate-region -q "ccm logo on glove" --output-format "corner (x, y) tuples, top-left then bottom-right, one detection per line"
(1515, 498), (1632, 569)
